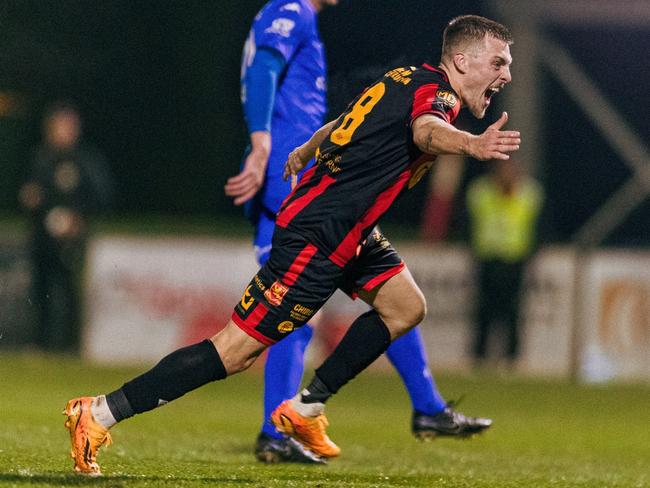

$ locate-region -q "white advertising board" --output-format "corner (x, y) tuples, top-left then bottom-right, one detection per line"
(84, 237), (578, 379)
(400, 244), (576, 376)
(518, 247), (577, 376)
(83, 236), (259, 362)
(578, 251), (650, 382)
(83, 236), (368, 364)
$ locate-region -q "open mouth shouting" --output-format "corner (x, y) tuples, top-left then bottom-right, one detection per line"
(484, 85), (502, 106)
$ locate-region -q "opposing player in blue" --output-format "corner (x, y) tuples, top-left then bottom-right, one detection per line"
(226, 0), (491, 464)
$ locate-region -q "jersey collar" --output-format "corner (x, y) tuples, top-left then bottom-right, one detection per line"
(422, 63), (449, 83)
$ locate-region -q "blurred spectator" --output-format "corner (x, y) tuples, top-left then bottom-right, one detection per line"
(420, 154), (465, 241)
(19, 101), (114, 352)
(466, 159), (543, 368)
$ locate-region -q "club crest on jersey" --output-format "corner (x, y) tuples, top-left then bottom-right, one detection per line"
(277, 320), (295, 334)
(435, 89), (457, 108)
(264, 280), (289, 306)
(264, 18), (295, 38)
(280, 2), (301, 13)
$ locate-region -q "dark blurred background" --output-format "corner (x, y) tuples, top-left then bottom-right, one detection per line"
(0, 0), (648, 244)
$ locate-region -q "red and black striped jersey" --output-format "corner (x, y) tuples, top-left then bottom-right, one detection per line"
(276, 64), (461, 267)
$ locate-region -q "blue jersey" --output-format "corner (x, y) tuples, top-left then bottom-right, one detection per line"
(241, 0), (327, 214)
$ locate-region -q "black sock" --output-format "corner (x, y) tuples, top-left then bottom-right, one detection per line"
(106, 339), (227, 421)
(300, 375), (332, 404)
(301, 310), (391, 404)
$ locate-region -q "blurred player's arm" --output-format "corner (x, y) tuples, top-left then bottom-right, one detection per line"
(225, 48), (286, 205)
(412, 111), (520, 161)
(283, 118), (338, 180)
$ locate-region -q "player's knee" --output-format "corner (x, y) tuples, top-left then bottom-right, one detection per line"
(403, 293), (427, 329)
(218, 347), (265, 375)
(226, 355), (258, 375)
(412, 294), (427, 324)
(211, 321), (267, 375)
(383, 294), (426, 338)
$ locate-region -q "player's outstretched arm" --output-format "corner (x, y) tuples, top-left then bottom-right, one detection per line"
(412, 111), (520, 161)
(283, 119), (338, 180)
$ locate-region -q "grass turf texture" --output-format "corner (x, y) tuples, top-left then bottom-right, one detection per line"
(0, 353), (648, 487)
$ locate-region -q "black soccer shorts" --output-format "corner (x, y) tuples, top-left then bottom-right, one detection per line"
(231, 227), (404, 345)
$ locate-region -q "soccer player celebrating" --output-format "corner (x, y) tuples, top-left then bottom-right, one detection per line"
(228, 0), (491, 464)
(64, 15), (517, 474)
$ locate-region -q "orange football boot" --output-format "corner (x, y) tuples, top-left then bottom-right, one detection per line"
(271, 399), (340, 458)
(63, 397), (112, 476)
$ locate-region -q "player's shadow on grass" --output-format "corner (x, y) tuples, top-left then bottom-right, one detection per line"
(0, 473), (255, 486)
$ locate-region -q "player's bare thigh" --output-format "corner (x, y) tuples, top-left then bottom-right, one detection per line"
(210, 320), (268, 375)
(209, 310), (323, 376)
(356, 266), (426, 340)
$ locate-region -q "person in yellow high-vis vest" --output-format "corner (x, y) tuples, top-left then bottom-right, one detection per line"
(466, 159), (543, 366)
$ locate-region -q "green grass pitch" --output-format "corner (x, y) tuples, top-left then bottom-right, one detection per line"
(0, 352), (648, 487)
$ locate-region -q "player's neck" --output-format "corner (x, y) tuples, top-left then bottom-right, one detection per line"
(438, 61), (463, 103)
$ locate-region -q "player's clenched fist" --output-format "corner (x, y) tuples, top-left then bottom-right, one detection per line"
(468, 112), (520, 161)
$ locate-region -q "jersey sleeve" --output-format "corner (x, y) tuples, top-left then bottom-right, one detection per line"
(242, 48), (286, 133)
(252, 1), (310, 62)
(410, 83), (461, 125)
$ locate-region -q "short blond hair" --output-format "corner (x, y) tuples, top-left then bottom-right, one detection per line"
(441, 15), (513, 61)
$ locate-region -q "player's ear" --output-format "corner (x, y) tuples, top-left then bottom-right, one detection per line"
(453, 52), (467, 74)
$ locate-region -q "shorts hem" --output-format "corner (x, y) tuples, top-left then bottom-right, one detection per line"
(350, 261), (406, 299)
(231, 312), (276, 346)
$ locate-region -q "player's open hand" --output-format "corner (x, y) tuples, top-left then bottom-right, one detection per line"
(283, 146), (308, 182)
(225, 148), (268, 205)
(469, 112), (520, 161)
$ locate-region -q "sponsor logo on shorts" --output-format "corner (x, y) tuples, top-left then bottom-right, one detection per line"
(277, 320), (295, 333)
(253, 274), (266, 292)
(293, 304), (314, 316)
(240, 285), (255, 311)
(264, 280), (289, 306)
(290, 303), (315, 321)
